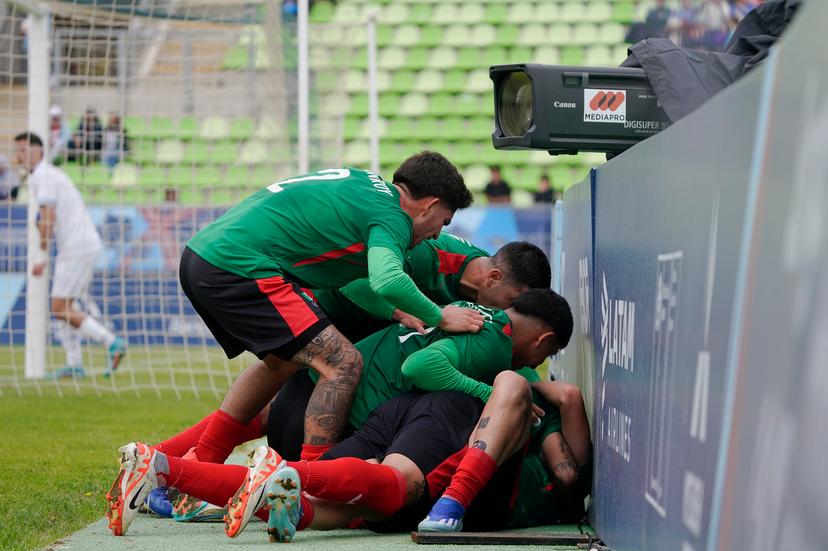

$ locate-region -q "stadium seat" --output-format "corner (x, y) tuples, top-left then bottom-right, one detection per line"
(443, 24), (472, 47)
(560, 3), (587, 23)
(358, 118), (388, 139)
(405, 47), (430, 70)
(398, 93), (428, 116)
(346, 70), (367, 93)
(414, 69), (443, 93)
(418, 25), (443, 47)
(612, 2), (636, 23)
(129, 140), (156, 164)
(535, 3), (561, 23)
(467, 69), (492, 93)
(533, 46), (561, 64)
(63, 164), (83, 184)
(507, 3), (534, 24)
(378, 94), (401, 117)
(229, 117), (255, 141)
(177, 117), (198, 141)
(149, 116), (177, 139)
(481, 46), (508, 66)
(586, 2), (612, 23)
(344, 141), (370, 166)
(548, 23), (574, 46)
(428, 47), (457, 69)
(599, 23), (626, 45)
(572, 23), (600, 46)
(585, 45), (615, 66)
(521, 24), (548, 47)
(442, 70), (467, 93)
(429, 93), (454, 116)
(561, 46), (585, 65)
(139, 166), (165, 188)
(379, 47), (407, 69)
(379, 3), (409, 24)
(167, 166), (194, 187)
(484, 4), (507, 24)
(496, 25), (519, 48)
(512, 189), (534, 208)
(455, 47), (482, 70)
(111, 163), (139, 187)
(212, 142), (240, 165)
(390, 70), (417, 93)
(199, 117), (229, 141)
(310, 1), (334, 23)
(195, 167), (222, 188)
(85, 166), (111, 186)
(469, 24), (497, 47)
(394, 25), (421, 47)
(226, 165), (251, 187)
(124, 116), (147, 138)
(458, 4), (484, 24)
(432, 4), (460, 25)
(508, 47), (533, 64)
(182, 142), (212, 165)
(255, 117), (281, 140)
(157, 140), (184, 164)
(334, 3), (362, 23)
(239, 141), (269, 165)
(408, 4), (432, 24)
(462, 164), (490, 192)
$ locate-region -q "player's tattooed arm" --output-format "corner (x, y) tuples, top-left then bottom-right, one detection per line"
(294, 326), (363, 445)
(543, 432), (579, 487)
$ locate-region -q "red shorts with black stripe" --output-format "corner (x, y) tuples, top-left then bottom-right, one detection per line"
(179, 247), (330, 361)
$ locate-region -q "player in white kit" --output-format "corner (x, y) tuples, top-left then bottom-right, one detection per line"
(14, 132), (126, 378)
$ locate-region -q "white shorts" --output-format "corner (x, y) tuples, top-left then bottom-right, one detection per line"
(51, 250), (99, 299)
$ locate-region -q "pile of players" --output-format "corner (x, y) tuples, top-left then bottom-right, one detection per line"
(105, 152), (592, 542)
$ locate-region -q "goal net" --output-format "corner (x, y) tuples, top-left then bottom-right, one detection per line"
(0, 0), (365, 397)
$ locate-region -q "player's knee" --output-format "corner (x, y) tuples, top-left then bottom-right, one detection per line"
(553, 464), (579, 487)
(558, 383), (584, 410)
(493, 371), (531, 407)
(50, 298), (69, 317)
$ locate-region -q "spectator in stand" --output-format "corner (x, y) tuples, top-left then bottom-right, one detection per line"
(669, 0), (702, 47)
(645, 0), (673, 38)
(484, 165), (512, 205)
(729, 0), (760, 24)
(699, 0), (733, 50)
(68, 107), (103, 164)
(102, 114), (129, 170)
(48, 105), (72, 164)
(0, 155), (21, 201)
(533, 174), (555, 204)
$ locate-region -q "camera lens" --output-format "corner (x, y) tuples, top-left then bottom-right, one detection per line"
(498, 71), (533, 137)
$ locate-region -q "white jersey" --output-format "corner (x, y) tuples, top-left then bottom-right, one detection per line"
(30, 160), (102, 258)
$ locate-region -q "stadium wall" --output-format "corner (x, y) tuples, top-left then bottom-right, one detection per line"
(554, 2), (828, 550)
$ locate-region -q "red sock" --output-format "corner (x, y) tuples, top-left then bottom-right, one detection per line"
(195, 410), (262, 464)
(154, 412), (215, 457)
(296, 495), (314, 530)
(442, 447), (498, 508)
(289, 457), (407, 517)
(300, 443), (333, 461)
(166, 455), (248, 507)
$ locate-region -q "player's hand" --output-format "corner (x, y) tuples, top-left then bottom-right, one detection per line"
(531, 402), (546, 426)
(438, 305), (485, 333)
(32, 262), (46, 277)
(393, 309), (427, 334)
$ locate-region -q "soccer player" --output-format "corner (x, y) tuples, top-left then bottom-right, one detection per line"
(313, 234), (552, 343)
(106, 288), (573, 536)
(173, 152), (483, 476)
(14, 132), (125, 377)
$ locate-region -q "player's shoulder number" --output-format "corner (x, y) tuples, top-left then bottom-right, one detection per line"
(267, 168), (351, 193)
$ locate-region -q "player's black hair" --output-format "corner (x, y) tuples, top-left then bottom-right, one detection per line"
(492, 242), (551, 290)
(14, 132), (43, 147)
(512, 288), (573, 349)
(393, 151), (472, 212)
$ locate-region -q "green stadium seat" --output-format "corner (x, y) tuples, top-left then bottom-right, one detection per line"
(378, 94), (401, 117)
(496, 25), (520, 48)
(63, 164), (83, 184)
(376, 70), (393, 92)
(481, 46), (508, 66)
(452, 142), (479, 166)
(375, 27), (394, 49)
(395, 25), (421, 47)
(358, 118), (388, 139)
(85, 166), (111, 186)
(315, 71), (339, 93)
(462, 164), (490, 192)
(94, 187), (123, 204)
(310, 1), (334, 23)
(195, 166), (222, 188)
(521, 24), (548, 46)
(390, 70), (416, 93)
(467, 69), (491, 93)
(444, 24), (472, 47)
(379, 48), (407, 69)
(442, 70), (467, 93)
(129, 139), (156, 164)
(432, 4), (460, 24)
(535, 3), (561, 23)
(419, 26), (443, 47)
(548, 23), (574, 46)
(387, 117), (416, 140)
(124, 116), (147, 138)
(226, 165), (251, 187)
(351, 94), (370, 116)
(429, 47), (458, 70)
(398, 93), (428, 116)
(468, 117), (493, 138)
(614, 44), (631, 63)
(533, 46), (561, 64)
(512, 189), (534, 208)
(157, 140), (184, 164)
(182, 141), (212, 165)
(111, 163), (138, 187)
(316, 26), (345, 47)
(149, 116), (177, 139)
(408, 4), (432, 24)
(199, 116), (229, 140)
(255, 117), (281, 140)
(440, 117), (466, 141)
(139, 166), (165, 188)
(459, 4), (484, 24)
(561, 46), (585, 65)
(484, 4), (507, 24)
(455, 93), (488, 116)
(334, 3), (362, 23)
(572, 23), (599, 46)
(177, 188), (207, 206)
(414, 69), (443, 93)
(379, 3), (409, 24)
(585, 45), (615, 66)
(344, 141), (370, 166)
(177, 116), (198, 141)
(411, 118), (440, 140)
(239, 141), (269, 164)
(208, 188), (238, 205)
(455, 47), (482, 70)
(352, 49), (369, 71)
(560, 2), (587, 23)
(507, 3), (534, 24)
(429, 93), (455, 116)
(229, 117), (255, 140)
(586, 2), (612, 23)
(612, 2), (636, 23)
(167, 166), (194, 187)
(212, 142), (240, 165)
(405, 48), (430, 70)
(599, 22), (626, 45)
(508, 47), (533, 64)
(469, 24), (497, 47)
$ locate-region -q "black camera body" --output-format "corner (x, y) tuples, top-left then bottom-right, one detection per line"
(490, 64), (671, 155)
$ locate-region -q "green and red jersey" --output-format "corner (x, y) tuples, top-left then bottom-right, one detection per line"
(310, 302), (514, 428)
(187, 168), (412, 289)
